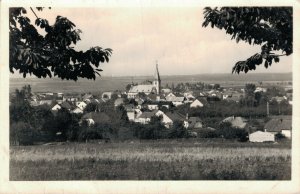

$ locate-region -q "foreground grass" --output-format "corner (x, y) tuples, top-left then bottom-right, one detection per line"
(10, 140), (291, 180)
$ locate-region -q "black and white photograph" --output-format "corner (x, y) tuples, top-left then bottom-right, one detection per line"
(0, 0), (300, 193)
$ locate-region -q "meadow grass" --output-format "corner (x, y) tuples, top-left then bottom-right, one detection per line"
(10, 140), (291, 180)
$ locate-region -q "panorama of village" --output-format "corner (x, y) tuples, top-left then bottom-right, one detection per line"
(7, 6), (294, 183)
(9, 64), (293, 181)
(11, 64), (292, 144)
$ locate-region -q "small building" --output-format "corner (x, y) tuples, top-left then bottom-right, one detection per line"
(264, 117), (292, 138)
(114, 98), (124, 107)
(190, 99), (204, 108)
(76, 101), (87, 110)
(187, 117), (203, 129)
(249, 131), (275, 143)
(81, 112), (110, 126)
(135, 110), (172, 128)
(147, 104), (159, 110)
(72, 107), (83, 114)
(165, 112), (188, 128)
(51, 104), (61, 111)
(222, 116), (247, 129)
(166, 96), (185, 107)
(102, 92), (113, 101)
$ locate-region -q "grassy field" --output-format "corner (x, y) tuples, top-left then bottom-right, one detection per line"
(10, 140), (291, 180)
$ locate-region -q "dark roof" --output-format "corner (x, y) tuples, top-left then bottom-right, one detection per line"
(165, 112), (186, 122)
(188, 117), (202, 127)
(60, 101), (73, 109)
(264, 119), (292, 132)
(124, 104), (136, 111)
(269, 115), (292, 120)
(147, 93), (158, 101)
(138, 111), (157, 119)
(82, 112), (110, 123)
(82, 94), (93, 100)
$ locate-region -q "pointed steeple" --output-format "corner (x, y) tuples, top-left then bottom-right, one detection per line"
(153, 60), (161, 95)
(155, 60), (161, 82)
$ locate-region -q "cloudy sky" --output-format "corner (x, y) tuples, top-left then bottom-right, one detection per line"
(20, 6), (292, 77)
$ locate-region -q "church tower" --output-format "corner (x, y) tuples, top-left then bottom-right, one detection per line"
(153, 61), (161, 95)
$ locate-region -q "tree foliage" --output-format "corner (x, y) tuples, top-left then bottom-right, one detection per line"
(202, 7), (292, 74)
(9, 7), (112, 80)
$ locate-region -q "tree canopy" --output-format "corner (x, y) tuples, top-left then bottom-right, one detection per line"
(202, 7), (292, 74)
(9, 7), (112, 81)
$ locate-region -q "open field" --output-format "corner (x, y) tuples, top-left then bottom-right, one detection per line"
(10, 140), (291, 180)
(9, 73), (292, 93)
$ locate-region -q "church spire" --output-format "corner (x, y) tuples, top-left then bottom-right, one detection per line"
(154, 60), (161, 95)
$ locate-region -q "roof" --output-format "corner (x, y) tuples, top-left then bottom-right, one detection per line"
(82, 94), (93, 100)
(114, 98), (124, 106)
(129, 85), (155, 93)
(250, 131), (274, 135)
(222, 116), (247, 129)
(165, 112), (186, 122)
(271, 96), (287, 102)
(264, 119), (292, 132)
(147, 93), (158, 101)
(166, 96), (185, 102)
(190, 99), (204, 107)
(138, 111), (157, 119)
(82, 112), (110, 123)
(60, 101), (73, 109)
(124, 104), (136, 111)
(188, 117), (203, 129)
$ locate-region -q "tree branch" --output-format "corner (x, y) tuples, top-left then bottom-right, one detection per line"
(30, 7), (39, 19)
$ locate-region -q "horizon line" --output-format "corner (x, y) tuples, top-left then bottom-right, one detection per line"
(9, 72), (293, 79)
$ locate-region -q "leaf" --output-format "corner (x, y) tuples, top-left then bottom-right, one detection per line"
(264, 60), (269, 68)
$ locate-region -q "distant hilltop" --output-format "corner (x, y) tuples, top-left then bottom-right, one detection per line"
(9, 72), (292, 94)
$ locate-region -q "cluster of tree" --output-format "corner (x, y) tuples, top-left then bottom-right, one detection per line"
(170, 82), (221, 93)
(196, 122), (248, 142)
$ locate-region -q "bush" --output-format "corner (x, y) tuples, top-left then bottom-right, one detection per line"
(217, 122), (248, 141)
(196, 129), (218, 138)
(10, 121), (38, 145)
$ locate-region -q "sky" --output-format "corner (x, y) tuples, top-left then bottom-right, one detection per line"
(12, 6), (293, 77)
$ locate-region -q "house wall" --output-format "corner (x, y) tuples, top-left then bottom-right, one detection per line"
(172, 101), (184, 106)
(190, 100), (203, 108)
(249, 132), (275, 142)
(281, 130), (291, 138)
(148, 105), (159, 110)
(127, 112), (135, 121)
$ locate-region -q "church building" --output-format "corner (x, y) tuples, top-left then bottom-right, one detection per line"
(127, 62), (161, 99)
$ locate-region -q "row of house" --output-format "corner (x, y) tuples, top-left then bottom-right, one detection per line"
(221, 115), (292, 142)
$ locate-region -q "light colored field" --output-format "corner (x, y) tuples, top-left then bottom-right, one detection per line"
(10, 141), (291, 180)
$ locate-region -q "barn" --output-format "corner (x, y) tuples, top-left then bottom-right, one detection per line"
(249, 131), (275, 143)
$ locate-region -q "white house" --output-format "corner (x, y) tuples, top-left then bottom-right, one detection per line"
(249, 131), (275, 142)
(102, 92), (113, 100)
(51, 104), (61, 111)
(190, 99), (204, 108)
(72, 107), (83, 114)
(85, 118), (95, 126)
(127, 111), (135, 121)
(155, 110), (173, 128)
(166, 93), (176, 98)
(135, 110), (172, 128)
(184, 93), (195, 103)
(147, 104), (159, 110)
(77, 101), (87, 110)
(166, 96), (185, 106)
